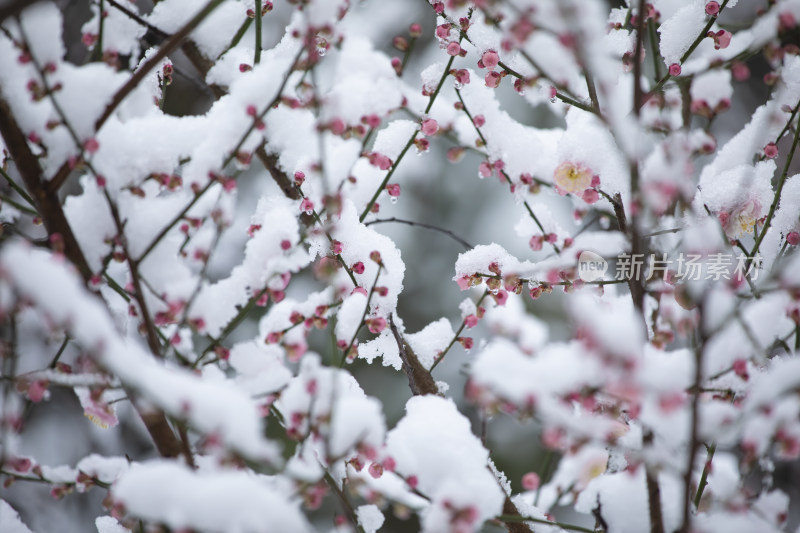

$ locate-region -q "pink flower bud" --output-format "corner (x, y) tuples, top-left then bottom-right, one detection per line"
(787, 231), (800, 245)
(474, 114), (486, 127)
(436, 23), (451, 40)
(363, 114), (381, 128)
(712, 29), (731, 50)
(27, 380), (48, 402)
(332, 240), (343, 254)
(764, 143), (779, 159)
(458, 337), (474, 350)
(582, 189), (599, 204)
(421, 118), (439, 136)
(433, 2), (444, 14)
(481, 50), (499, 70)
(732, 61), (750, 81)
(369, 152), (392, 170)
(352, 261), (365, 274)
(367, 317), (387, 334)
(446, 42), (462, 56)
(478, 160), (493, 178)
(705, 1), (720, 16)
(732, 359), (748, 379)
(453, 69), (470, 85)
(84, 138), (99, 154)
(329, 117), (346, 135)
(464, 314), (478, 328)
(386, 183), (401, 197)
(485, 71), (503, 88)
(410, 23), (422, 38)
(493, 290), (509, 306)
(780, 12), (797, 31)
(668, 63), (682, 76)
(300, 198), (314, 213)
(522, 472), (540, 491)
(447, 147), (465, 163)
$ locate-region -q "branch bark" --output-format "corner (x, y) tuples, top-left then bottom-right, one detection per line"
(0, 93), (184, 460)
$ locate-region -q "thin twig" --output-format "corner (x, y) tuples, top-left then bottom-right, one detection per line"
(365, 217), (472, 249)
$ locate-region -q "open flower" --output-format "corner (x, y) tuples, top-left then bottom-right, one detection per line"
(553, 161), (594, 195)
(720, 198), (764, 238)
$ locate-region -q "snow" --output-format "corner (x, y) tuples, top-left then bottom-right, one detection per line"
(275, 354), (385, 464)
(0, 241), (281, 464)
(113, 461), (312, 533)
(76, 455), (130, 485)
(406, 317), (455, 370)
(227, 342), (292, 396)
(82, 2), (145, 60)
(658, 1), (707, 67)
(385, 396), (505, 533)
(0, 500), (34, 533)
(690, 69), (732, 109)
(95, 516), (131, 533)
(576, 470), (683, 533)
(324, 36), (404, 125)
(356, 504), (384, 533)
(454, 243), (537, 282)
(147, 0), (247, 59)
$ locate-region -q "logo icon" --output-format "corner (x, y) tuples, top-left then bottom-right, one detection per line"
(578, 250), (608, 282)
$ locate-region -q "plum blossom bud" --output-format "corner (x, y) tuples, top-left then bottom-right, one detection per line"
(453, 69), (470, 85)
(367, 317), (387, 334)
(481, 50), (499, 70)
(522, 472), (540, 491)
(447, 147), (465, 163)
(485, 71), (503, 88)
(733, 359), (748, 380)
(352, 261), (365, 274)
(764, 143), (779, 159)
(386, 184), (401, 197)
(787, 231), (800, 245)
(705, 1), (720, 16)
(393, 36), (409, 51)
(474, 114), (486, 127)
(84, 138), (99, 154)
(421, 118), (439, 136)
(409, 23), (422, 38)
(780, 12), (797, 31)
(300, 198), (314, 213)
(478, 160), (493, 178)
(732, 61), (750, 81)
(464, 314), (478, 328)
(446, 42), (462, 56)
(669, 63), (682, 76)
(709, 29), (731, 50)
